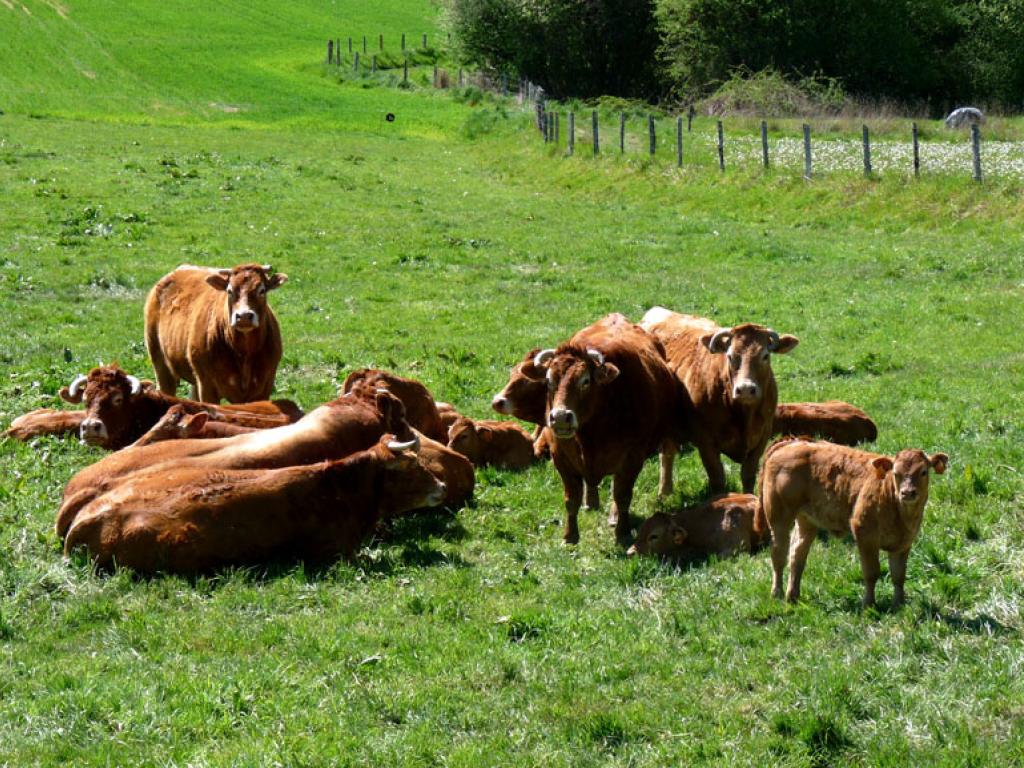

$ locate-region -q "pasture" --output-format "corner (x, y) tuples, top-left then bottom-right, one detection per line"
(2, 1), (1024, 765)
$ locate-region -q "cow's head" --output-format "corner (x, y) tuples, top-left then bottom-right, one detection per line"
(872, 449), (948, 506)
(447, 417), (483, 463)
(132, 405), (208, 447)
(529, 346), (619, 441)
(371, 433), (448, 513)
(701, 323), (798, 404)
(59, 365), (144, 448)
(205, 263), (287, 333)
(345, 383), (418, 446)
(627, 512), (687, 557)
(491, 348), (548, 424)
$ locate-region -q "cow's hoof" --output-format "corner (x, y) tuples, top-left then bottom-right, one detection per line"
(562, 531), (580, 546)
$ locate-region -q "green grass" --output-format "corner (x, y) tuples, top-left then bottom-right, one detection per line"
(2, 1), (1024, 765)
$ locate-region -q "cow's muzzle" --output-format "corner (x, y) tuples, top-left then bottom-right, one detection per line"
(491, 395), (512, 415)
(732, 381), (761, 402)
(79, 419), (108, 445)
(549, 407), (577, 439)
(231, 310), (259, 331)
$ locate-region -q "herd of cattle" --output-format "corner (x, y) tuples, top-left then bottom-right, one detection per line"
(4, 263), (948, 607)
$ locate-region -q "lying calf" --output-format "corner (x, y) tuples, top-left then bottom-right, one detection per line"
(761, 437), (948, 607)
(447, 417), (537, 469)
(773, 401), (878, 446)
(63, 435), (445, 574)
(626, 493), (761, 561)
(130, 405), (257, 447)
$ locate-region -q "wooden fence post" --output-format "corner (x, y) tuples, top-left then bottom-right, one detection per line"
(403, 58), (408, 83)
(761, 120), (769, 169)
(676, 116), (683, 167)
(569, 112), (575, 156)
(972, 124), (982, 181)
(717, 120), (724, 171)
(336, 39), (341, 64)
(536, 103), (544, 133)
(912, 122), (920, 178)
(422, 33), (427, 48)
(593, 111), (599, 156)
(348, 37), (352, 54)
(648, 115), (655, 156)
(433, 64), (438, 87)
(802, 123), (812, 179)
(862, 125), (871, 177)
(362, 36), (367, 54)
(619, 112), (626, 153)
(402, 33), (406, 50)
(379, 33), (383, 51)
(688, 105), (695, 132)
(353, 52), (359, 72)
(555, 113), (560, 144)
(327, 40), (334, 64)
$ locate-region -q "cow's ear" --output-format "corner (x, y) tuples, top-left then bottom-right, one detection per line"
(267, 272), (288, 290)
(929, 452), (949, 474)
(701, 331), (731, 354)
(518, 360), (545, 380)
(181, 412), (209, 436)
(871, 456), (894, 477)
(479, 427), (493, 443)
(206, 271), (231, 291)
(595, 362), (619, 385)
(773, 334), (800, 354)
(671, 524), (688, 546)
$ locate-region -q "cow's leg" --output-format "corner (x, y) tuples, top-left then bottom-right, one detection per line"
(696, 441), (727, 493)
(585, 482), (600, 511)
(195, 379), (220, 405)
(888, 548), (910, 608)
(740, 449), (762, 495)
(769, 518), (791, 600)
(856, 541), (882, 608)
(785, 516), (817, 603)
(560, 472), (584, 545)
(658, 438), (676, 498)
(611, 459), (644, 546)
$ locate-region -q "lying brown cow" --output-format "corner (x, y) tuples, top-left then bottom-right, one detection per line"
(3, 409), (86, 442)
(447, 417), (536, 469)
(773, 401), (878, 446)
(130, 405), (258, 447)
(627, 493), (761, 561)
(641, 307), (798, 495)
(145, 263), (287, 403)
(342, 369), (447, 442)
(56, 387), (414, 540)
(33, 365), (302, 449)
(63, 434), (445, 574)
(435, 402), (464, 433)
(412, 430), (475, 509)
(761, 437), (948, 607)
(526, 313), (679, 545)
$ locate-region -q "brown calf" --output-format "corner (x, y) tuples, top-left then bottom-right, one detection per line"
(773, 401), (878, 446)
(526, 313), (679, 546)
(447, 417), (536, 469)
(145, 264), (287, 403)
(761, 438), (948, 607)
(342, 368), (447, 442)
(627, 493), (761, 561)
(63, 434), (445, 574)
(53, 365), (301, 449)
(130, 405), (258, 447)
(641, 307), (798, 495)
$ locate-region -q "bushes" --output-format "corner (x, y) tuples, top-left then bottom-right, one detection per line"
(442, 0), (661, 99)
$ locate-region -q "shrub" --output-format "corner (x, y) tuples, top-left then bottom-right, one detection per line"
(699, 68), (847, 117)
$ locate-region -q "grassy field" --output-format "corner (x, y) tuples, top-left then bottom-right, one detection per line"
(2, 1), (1024, 765)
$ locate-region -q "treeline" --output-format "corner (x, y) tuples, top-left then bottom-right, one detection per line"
(441, 0), (1024, 112)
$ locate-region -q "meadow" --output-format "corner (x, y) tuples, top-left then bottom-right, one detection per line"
(2, 1), (1024, 765)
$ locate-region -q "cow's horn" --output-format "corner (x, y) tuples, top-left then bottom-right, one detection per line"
(387, 435), (420, 453)
(587, 349), (605, 366)
(766, 329), (781, 351)
(126, 375), (142, 395)
(375, 387), (391, 395)
(533, 349), (556, 368)
(709, 329), (732, 352)
(67, 374), (87, 400)
(261, 264), (272, 272)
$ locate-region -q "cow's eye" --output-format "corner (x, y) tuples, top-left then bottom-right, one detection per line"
(258, 286), (267, 296)
(112, 394), (123, 406)
(761, 351), (770, 361)
(580, 374), (590, 389)
(226, 286), (235, 298)
(920, 469), (928, 478)
(648, 532), (659, 542)
(728, 355), (740, 369)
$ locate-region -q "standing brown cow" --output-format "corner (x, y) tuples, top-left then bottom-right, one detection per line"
(641, 307), (798, 496)
(527, 314), (679, 546)
(63, 434), (445, 574)
(144, 264), (287, 403)
(761, 437), (948, 607)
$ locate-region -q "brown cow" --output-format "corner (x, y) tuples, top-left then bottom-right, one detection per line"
(773, 401), (878, 446)
(63, 434), (445, 574)
(526, 313), (679, 545)
(435, 402), (464, 433)
(56, 388), (414, 540)
(492, 348), (548, 426)
(760, 438), (948, 607)
(626, 493), (761, 561)
(130, 405), (258, 448)
(641, 307), (798, 496)
(144, 263), (286, 403)
(341, 369), (447, 442)
(3, 409), (86, 442)
(447, 417), (536, 469)
(51, 365), (301, 449)
(411, 429), (475, 509)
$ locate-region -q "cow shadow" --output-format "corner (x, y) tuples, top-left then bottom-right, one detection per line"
(832, 595), (1016, 632)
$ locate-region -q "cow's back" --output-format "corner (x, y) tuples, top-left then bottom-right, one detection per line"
(144, 267), (220, 381)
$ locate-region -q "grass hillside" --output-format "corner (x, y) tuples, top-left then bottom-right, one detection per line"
(2, 2), (1023, 766)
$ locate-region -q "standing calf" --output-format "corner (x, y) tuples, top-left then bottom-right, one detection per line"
(761, 438), (948, 607)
